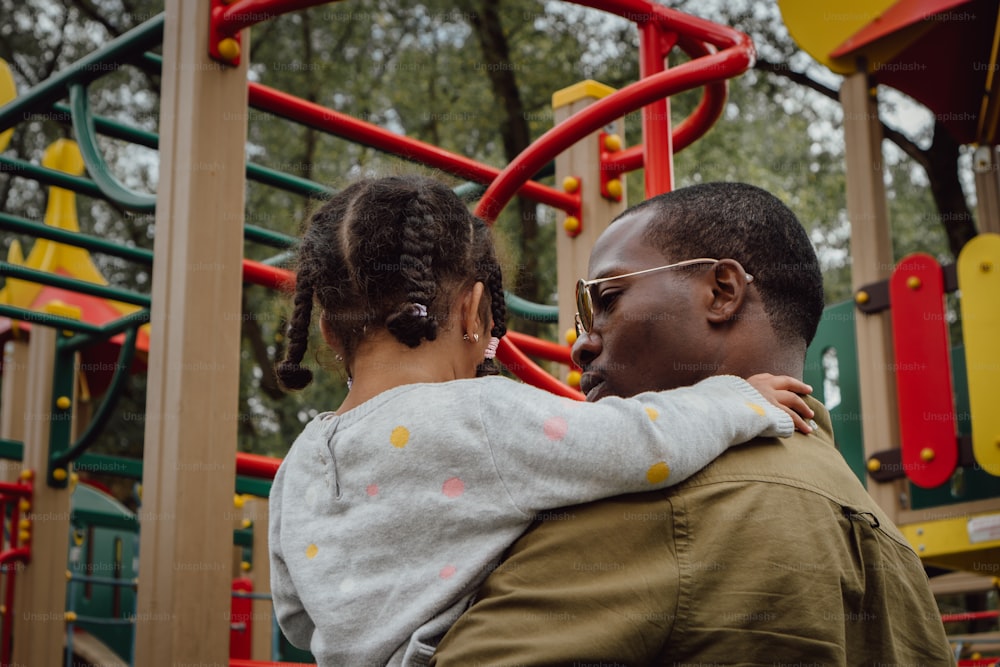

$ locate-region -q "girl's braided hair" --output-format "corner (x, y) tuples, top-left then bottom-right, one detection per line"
(276, 175), (506, 390)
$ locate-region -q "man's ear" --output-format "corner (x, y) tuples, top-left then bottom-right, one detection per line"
(706, 259), (750, 324)
(460, 281), (487, 337)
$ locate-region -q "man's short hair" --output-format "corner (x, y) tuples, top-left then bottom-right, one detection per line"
(619, 182), (825, 346)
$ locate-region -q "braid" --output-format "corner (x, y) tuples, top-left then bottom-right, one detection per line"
(385, 191), (441, 347)
(276, 274), (316, 390)
(277, 174), (510, 388)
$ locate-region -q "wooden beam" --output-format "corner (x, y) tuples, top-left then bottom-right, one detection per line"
(0, 339), (27, 481)
(133, 1), (249, 664)
(553, 81), (628, 362)
(12, 326), (71, 666)
(841, 71), (904, 523)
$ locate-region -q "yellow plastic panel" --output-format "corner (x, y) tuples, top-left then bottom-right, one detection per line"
(0, 59), (15, 152)
(958, 233), (1000, 476)
(777, 0), (896, 74)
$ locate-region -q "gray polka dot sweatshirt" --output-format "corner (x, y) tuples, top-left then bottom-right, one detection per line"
(269, 374), (792, 666)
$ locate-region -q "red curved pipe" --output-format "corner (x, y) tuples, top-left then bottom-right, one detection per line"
(247, 83), (578, 214)
(506, 330), (574, 367)
(474, 42), (753, 222)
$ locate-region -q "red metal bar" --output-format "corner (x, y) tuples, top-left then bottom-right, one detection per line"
(215, 0), (330, 36)
(236, 452), (281, 481)
(230, 661), (315, 667)
(943, 610), (1000, 623)
(242, 259), (293, 292)
(506, 330), (574, 367)
(638, 21), (675, 196)
(497, 337), (582, 400)
(247, 83), (578, 214)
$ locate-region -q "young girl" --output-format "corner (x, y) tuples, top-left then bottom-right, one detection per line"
(269, 175), (812, 667)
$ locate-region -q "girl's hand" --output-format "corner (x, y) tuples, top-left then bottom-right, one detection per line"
(747, 373), (815, 434)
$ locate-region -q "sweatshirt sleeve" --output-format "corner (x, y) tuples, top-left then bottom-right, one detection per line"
(481, 374), (793, 515)
(268, 461), (315, 650)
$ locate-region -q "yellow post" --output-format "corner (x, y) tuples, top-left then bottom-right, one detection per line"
(553, 81), (628, 366)
(133, 1), (249, 664)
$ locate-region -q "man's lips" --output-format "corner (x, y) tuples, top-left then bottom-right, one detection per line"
(579, 371), (606, 400)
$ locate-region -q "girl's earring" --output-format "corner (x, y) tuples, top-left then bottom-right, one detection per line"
(462, 333), (480, 343)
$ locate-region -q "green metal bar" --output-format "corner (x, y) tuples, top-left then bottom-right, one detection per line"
(53, 103), (335, 199)
(52, 326), (140, 471)
(504, 291), (559, 322)
(245, 163), (334, 198)
(455, 181), (486, 201)
(0, 155), (105, 199)
(236, 475), (272, 498)
(0, 212), (153, 265)
(0, 261), (151, 307)
(75, 452), (143, 479)
(0, 439), (23, 462)
(0, 14), (165, 131)
(70, 84), (156, 212)
(261, 250), (294, 267)
(54, 103), (159, 150)
(245, 224), (296, 250)
(72, 508), (139, 532)
(233, 528), (253, 548)
(60, 309), (150, 353)
(0, 304), (105, 334)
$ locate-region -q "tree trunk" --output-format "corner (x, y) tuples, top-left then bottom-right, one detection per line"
(465, 0), (540, 334)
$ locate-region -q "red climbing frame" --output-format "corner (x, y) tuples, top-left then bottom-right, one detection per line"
(213, 0), (755, 399)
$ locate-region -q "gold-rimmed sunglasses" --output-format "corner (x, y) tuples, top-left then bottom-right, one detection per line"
(574, 258), (754, 334)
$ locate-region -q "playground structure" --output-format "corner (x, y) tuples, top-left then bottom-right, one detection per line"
(0, 0), (997, 664)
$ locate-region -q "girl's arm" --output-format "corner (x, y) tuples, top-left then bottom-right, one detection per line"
(482, 374), (806, 516)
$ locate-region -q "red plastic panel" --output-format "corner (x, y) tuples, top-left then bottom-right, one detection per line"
(890, 253), (957, 488)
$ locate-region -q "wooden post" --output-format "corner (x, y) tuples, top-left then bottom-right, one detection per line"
(133, 1), (249, 664)
(0, 339), (27, 481)
(841, 72), (903, 522)
(243, 497), (272, 661)
(974, 145), (1000, 234)
(12, 325), (72, 666)
(553, 81), (629, 351)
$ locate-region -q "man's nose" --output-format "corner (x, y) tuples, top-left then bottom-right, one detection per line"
(571, 329), (602, 369)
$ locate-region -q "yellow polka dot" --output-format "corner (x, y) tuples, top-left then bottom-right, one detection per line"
(390, 426), (410, 448)
(305, 544), (318, 559)
(645, 407), (659, 421)
(747, 402), (766, 416)
(646, 462), (670, 484)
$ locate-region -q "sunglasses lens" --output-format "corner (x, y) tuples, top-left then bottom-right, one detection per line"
(575, 279), (592, 333)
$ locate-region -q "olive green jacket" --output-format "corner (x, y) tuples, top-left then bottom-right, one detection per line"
(433, 397), (955, 666)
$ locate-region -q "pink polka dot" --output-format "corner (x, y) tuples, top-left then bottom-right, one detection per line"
(543, 416), (568, 441)
(366, 484), (379, 497)
(440, 564), (457, 579)
(442, 477), (465, 498)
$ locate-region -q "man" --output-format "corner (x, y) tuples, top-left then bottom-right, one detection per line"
(432, 182), (954, 665)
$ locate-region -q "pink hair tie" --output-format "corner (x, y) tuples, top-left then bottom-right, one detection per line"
(484, 337), (500, 359)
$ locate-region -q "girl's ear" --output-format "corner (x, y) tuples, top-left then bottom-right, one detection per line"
(461, 281), (487, 337)
(705, 259), (751, 324)
(319, 311), (345, 355)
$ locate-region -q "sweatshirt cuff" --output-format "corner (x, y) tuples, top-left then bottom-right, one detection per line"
(708, 374), (795, 438)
